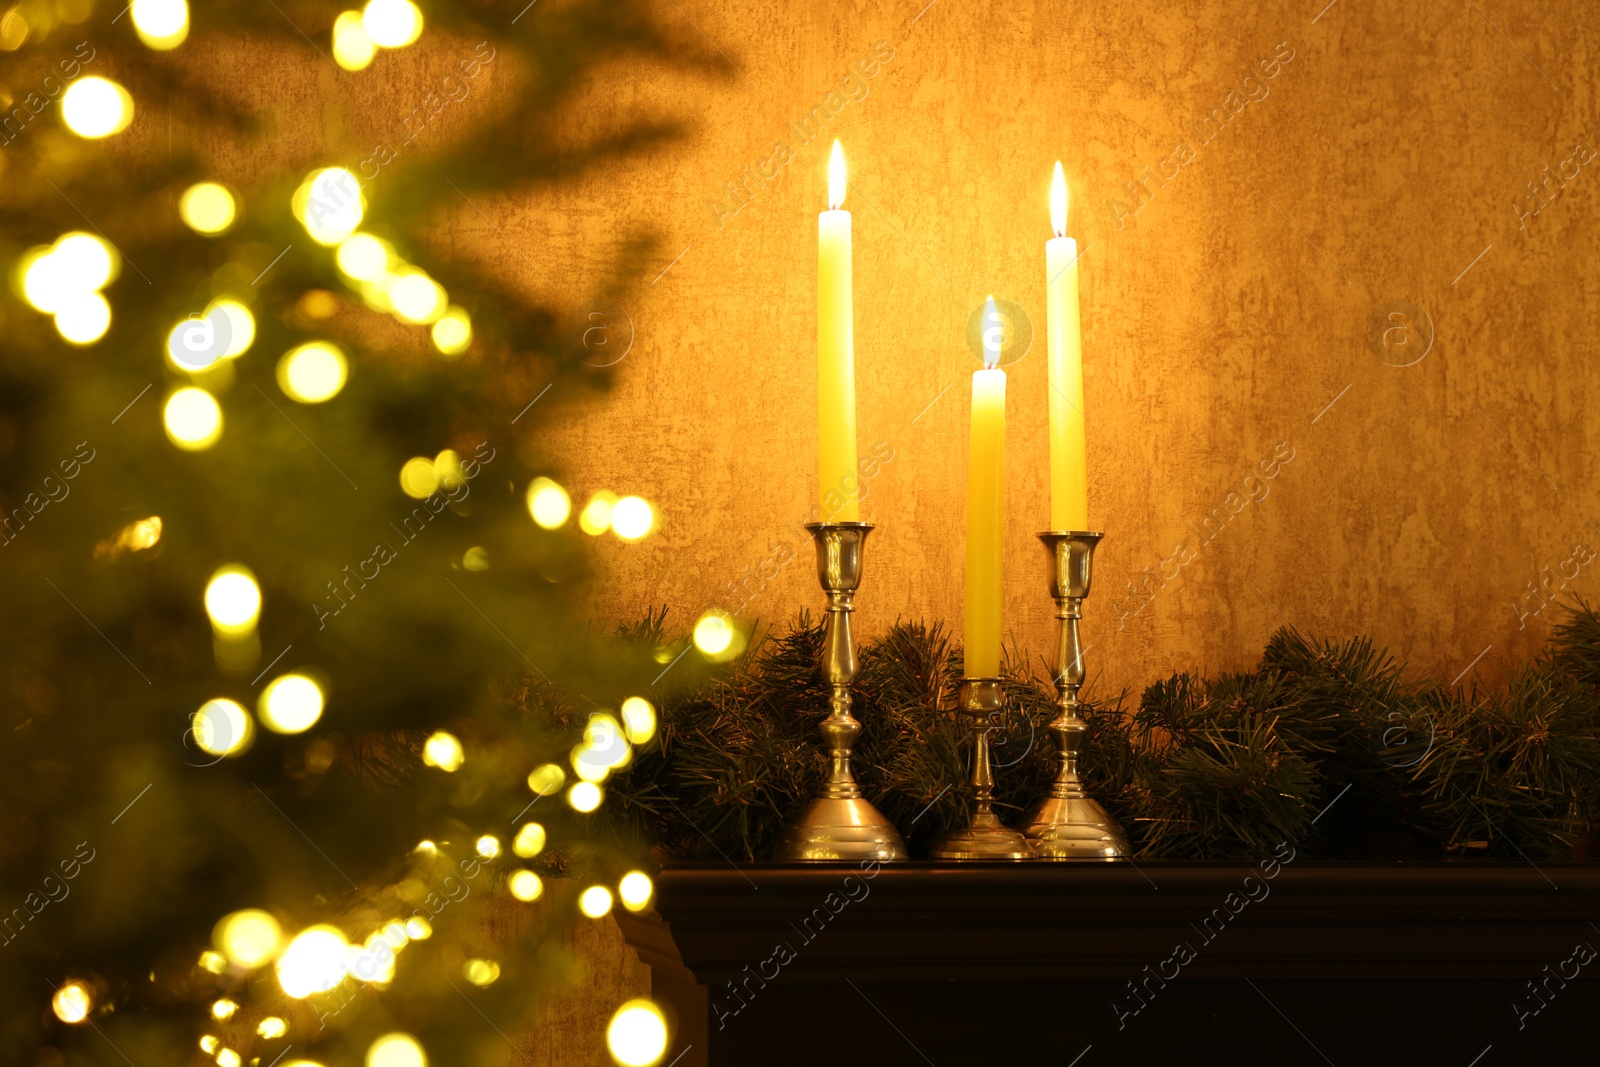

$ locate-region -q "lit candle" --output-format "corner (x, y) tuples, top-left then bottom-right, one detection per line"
(817, 140), (860, 522)
(964, 296), (1006, 678)
(1046, 161), (1088, 532)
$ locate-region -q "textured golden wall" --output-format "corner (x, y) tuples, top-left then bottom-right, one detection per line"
(536, 0), (1600, 700)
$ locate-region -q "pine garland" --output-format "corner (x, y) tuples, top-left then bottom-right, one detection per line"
(589, 602), (1600, 862)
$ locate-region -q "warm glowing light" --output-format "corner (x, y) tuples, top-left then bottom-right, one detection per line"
(367, 1033), (426, 1067)
(578, 885), (613, 918)
(217, 1049), (242, 1067)
(579, 491), (617, 536)
(430, 307), (472, 356)
(982, 295), (1001, 369)
(607, 1000), (669, 1067)
(527, 763), (566, 796)
(414, 839), (437, 854)
(362, 0), (422, 48)
(259, 674), (325, 734)
(54, 292), (112, 345)
(463, 959), (500, 987)
(0, 8), (28, 50)
(211, 998), (238, 1021)
(193, 698), (254, 757)
(404, 916), (432, 940)
(610, 496), (655, 541)
(201, 1036), (220, 1054)
(1050, 160), (1068, 238)
(333, 10), (377, 70)
(571, 743), (611, 784)
(164, 387), (223, 450)
(620, 697), (656, 744)
(199, 951), (228, 974)
(355, 930), (397, 983)
(96, 515), (162, 559)
(336, 233), (389, 281)
(568, 781), (602, 813)
(512, 822), (546, 858)
(215, 909), (283, 968)
(693, 613), (734, 655)
(526, 478), (571, 529)
(475, 835), (501, 860)
(61, 77), (133, 138)
(51, 982), (91, 1023)
(618, 871), (653, 912)
(258, 1018), (288, 1039)
(275, 926), (351, 999)
(399, 457), (439, 499)
(21, 247), (70, 312)
(827, 139), (846, 210)
(508, 870), (543, 901)
(205, 566), (261, 632)
(294, 168), (365, 246)
(278, 343), (348, 403)
(388, 268), (445, 324)
(422, 731), (464, 771)
(181, 183), (236, 234)
(463, 546), (489, 571)
(434, 449), (465, 489)
(214, 300), (256, 357)
(53, 233), (117, 290)
(131, 0), (189, 48)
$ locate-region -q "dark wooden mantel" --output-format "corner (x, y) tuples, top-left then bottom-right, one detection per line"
(616, 861), (1600, 1065)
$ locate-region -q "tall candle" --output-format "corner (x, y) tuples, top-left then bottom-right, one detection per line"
(1046, 161), (1089, 531)
(817, 140), (860, 522)
(964, 297), (1006, 678)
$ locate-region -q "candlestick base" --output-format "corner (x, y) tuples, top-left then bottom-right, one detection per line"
(1023, 531), (1130, 862)
(775, 522), (907, 863)
(931, 678), (1037, 862)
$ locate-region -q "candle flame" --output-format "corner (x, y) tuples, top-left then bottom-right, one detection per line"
(828, 140), (846, 210)
(1050, 161), (1067, 238)
(982, 295), (1002, 369)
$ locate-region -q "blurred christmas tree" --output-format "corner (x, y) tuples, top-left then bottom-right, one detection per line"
(0, 1), (696, 1064)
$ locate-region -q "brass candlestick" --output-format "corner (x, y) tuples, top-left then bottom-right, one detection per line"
(1023, 531), (1130, 861)
(776, 521), (907, 862)
(931, 677), (1037, 861)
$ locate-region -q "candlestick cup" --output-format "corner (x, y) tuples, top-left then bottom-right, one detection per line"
(1023, 531), (1130, 860)
(776, 522), (907, 862)
(931, 677), (1037, 861)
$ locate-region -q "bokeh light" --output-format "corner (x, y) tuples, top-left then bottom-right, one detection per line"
(526, 478), (571, 529)
(388, 268), (445, 324)
(211, 998), (238, 1021)
(192, 698), (254, 757)
(508, 870), (543, 901)
(332, 10), (376, 70)
(568, 781), (602, 813)
(259, 674), (324, 734)
(257, 1018), (288, 1039)
(214, 299), (256, 358)
(61, 76), (133, 138)
(180, 183), (236, 234)
(463, 959), (500, 987)
(205, 566), (261, 632)
(618, 871), (653, 912)
(693, 613), (734, 656)
(164, 387), (223, 450)
(294, 168), (364, 246)
(199, 951), (228, 974)
(217, 1048), (242, 1067)
(512, 822), (546, 858)
(475, 835), (501, 860)
(579, 491), (617, 536)
(54, 292), (111, 345)
(277, 343), (347, 403)
(275, 926), (351, 999)
(620, 697), (656, 744)
(422, 731), (463, 771)
(399, 457), (439, 499)
(367, 1033), (426, 1067)
(362, 0), (422, 48)
(526, 763), (565, 796)
(578, 885), (613, 918)
(606, 1000), (669, 1067)
(430, 306), (472, 356)
(214, 909), (283, 968)
(610, 496), (655, 541)
(53, 233), (116, 290)
(131, 0), (188, 48)
(51, 982), (91, 1024)
(336, 233), (389, 281)
(404, 916), (431, 940)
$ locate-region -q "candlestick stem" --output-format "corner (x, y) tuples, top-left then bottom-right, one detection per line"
(1024, 531), (1130, 860)
(931, 677), (1037, 861)
(776, 522), (906, 862)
